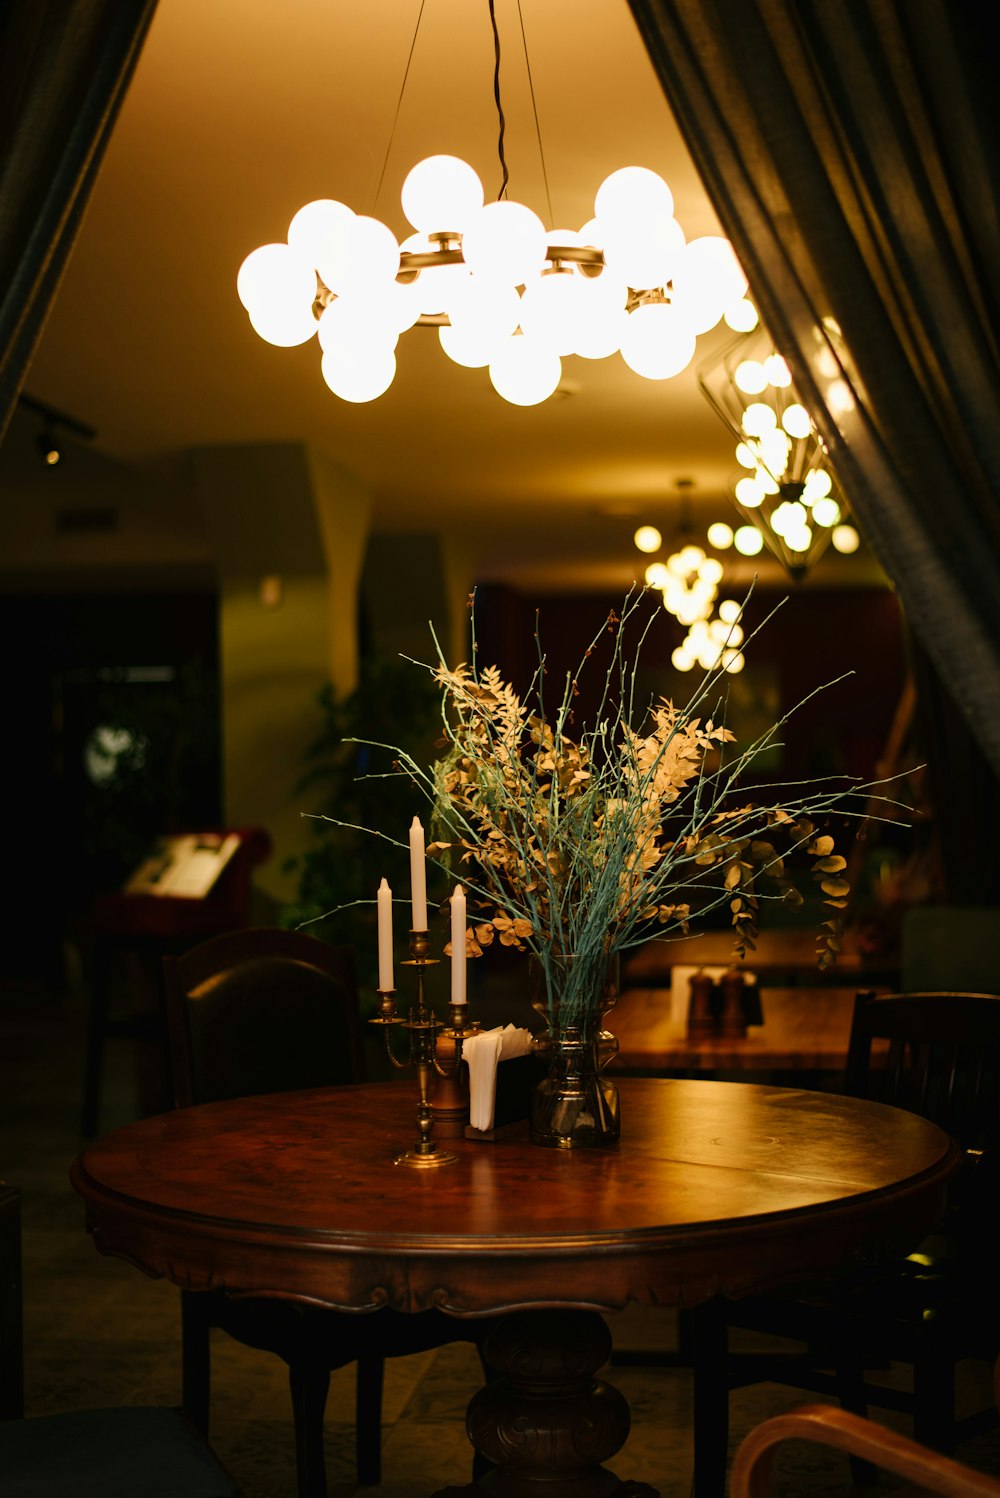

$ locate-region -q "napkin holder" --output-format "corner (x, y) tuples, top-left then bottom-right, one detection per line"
(464, 1042), (547, 1141)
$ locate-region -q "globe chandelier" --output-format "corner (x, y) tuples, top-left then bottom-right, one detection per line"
(236, 2), (751, 407)
(697, 305), (860, 576)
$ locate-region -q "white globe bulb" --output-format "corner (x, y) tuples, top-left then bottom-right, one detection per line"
(317, 297), (399, 354)
(764, 353), (792, 387)
(488, 335), (562, 405)
(671, 646), (694, 672)
(601, 214), (685, 292)
(578, 217), (605, 250)
(247, 297), (318, 347)
(785, 525), (813, 554)
(722, 649), (745, 674)
(735, 441), (757, 470)
(438, 323), (498, 369)
(680, 544), (705, 570)
(401, 232), (472, 315)
(319, 215), (400, 297)
(619, 303), (696, 380)
(700, 557), (724, 585)
(724, 298), (759, 332)
(237, 243), (316, 315)
(573, 271), (628, 358)
(832, 524), (860, 554)
(734, 360), (767, 395)
(634, 525), (662, 553)
(782, 403), (812, 439)
(519, 270), (586, 354)
(802, 467), (833, 501)
(287, 199), (356, 270)
(645, 562), (670, 587)
(401, 155), (484, 235)
(321, 344), (396, 403)
(735, 477), (765, 508)
(447, 278), (522, 344)
(595, 166), (674, 224)
(671, 236), (748, 334)
(811, 497), (841, 528)
(718, 599), (742, 624)
(462, 201), (548, 285)
(741, 402), (777, 437)
(734, 525), (764, 556)
(707, 522), (734, 549)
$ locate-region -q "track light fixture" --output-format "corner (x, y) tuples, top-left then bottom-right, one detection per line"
(17, 393), (96, 469)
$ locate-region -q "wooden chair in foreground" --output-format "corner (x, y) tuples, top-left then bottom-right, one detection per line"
(1, 1180), (238, 1498)
(692, 990), (1000, 1498)
(729, 1403), (1000, 1498)
(163, 926), (489, 1498)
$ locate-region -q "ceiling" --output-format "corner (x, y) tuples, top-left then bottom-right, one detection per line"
(16, 0), (880, 595)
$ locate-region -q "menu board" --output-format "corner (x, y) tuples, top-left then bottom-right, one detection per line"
(123, 832), (242, 899)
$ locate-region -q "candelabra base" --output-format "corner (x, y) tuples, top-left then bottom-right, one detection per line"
(393, 1144), (458, 1169)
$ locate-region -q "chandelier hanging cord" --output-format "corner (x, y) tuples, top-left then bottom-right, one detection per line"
(488, 0), (510, 201)
(515, 0), (554, 229)
(371, 0), (427, 216)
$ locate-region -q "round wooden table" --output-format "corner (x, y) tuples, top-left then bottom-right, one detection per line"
(71, 1078), (958, 1498)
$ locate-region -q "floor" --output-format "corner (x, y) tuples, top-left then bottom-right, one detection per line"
(3, 961), (1000, 1497)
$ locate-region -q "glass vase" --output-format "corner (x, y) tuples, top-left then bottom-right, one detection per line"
(529, 951), (621, 1149)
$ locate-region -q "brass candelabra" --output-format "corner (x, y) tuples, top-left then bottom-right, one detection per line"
(371, 928), (478, 1167)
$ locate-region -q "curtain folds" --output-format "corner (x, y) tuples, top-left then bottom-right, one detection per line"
(627, 0), (1000, 775)
(0, 0), (158, 444)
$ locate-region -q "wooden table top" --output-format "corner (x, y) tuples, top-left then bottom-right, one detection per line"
(611, 986), (865, 1073)
(71, 1079), (957, 1318)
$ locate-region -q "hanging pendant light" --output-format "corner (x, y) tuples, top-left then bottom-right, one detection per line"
(697, 307), (857, 577)
(236, 6), (750, 406)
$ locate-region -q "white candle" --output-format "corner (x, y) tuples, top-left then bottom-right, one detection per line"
(450, 883), (467, 1004)
(376, 878), (394, 991)
(409, 816), (428, 931)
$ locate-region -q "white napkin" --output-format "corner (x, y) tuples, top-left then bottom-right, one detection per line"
(463, 1024), (534, 1130)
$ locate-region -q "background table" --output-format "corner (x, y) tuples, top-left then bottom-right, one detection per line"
(71, 1078), (957, 1498)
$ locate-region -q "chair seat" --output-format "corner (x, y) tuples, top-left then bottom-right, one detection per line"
(0, 1406), (238, 1498)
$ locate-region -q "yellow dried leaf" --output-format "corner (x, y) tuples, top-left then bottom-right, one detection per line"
(725, 862), (742, 890)
(810, 835), (835, 857)
(815, 855), (847, 873)
(820, 877), (850, 897)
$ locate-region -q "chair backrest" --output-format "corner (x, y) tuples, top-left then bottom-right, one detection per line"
(162, 927), (365, 1108)
(730, 1403), (1000, 1498)
(845, 990), (1000, 1150)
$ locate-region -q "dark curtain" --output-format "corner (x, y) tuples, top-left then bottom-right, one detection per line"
(0, 0), (157, 444)
(627, 0), (1000, 784)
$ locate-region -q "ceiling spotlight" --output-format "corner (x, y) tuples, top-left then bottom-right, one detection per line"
(37, 429), (61, 466)
(18, 392), (96, 469)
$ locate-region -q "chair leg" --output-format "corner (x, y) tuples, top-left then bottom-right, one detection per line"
(834, 1359), (878, 1486)
(691, 1299), (730, 1498)
(289, 1362), (331, 1498)
(180, 1290), (211, 1436)
(355, 1354), (384, 1486)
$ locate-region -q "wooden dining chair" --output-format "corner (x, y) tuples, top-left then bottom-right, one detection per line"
(729, 1402), (1000, 1498)
(691, 989), (1000, 1498)
(162, 926), (489, 1498)
(1, 1180), (238, 1498)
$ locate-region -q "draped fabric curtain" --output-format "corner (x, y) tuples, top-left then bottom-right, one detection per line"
(0, 0), (158, 445)
(627, 0), (1000, 785)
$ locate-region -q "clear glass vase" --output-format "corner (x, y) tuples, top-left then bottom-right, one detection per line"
(529, 951), (621, 1149)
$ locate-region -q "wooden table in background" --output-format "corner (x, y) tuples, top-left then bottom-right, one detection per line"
(611, 986), (865, 1074)
(71, 1079), (956, 1498)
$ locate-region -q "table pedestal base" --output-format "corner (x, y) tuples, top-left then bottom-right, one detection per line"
(431, 1310), (659, 1498)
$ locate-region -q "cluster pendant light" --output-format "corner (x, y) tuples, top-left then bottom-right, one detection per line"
(698, 307), (859, 575)
(237, 155), (751, 406)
